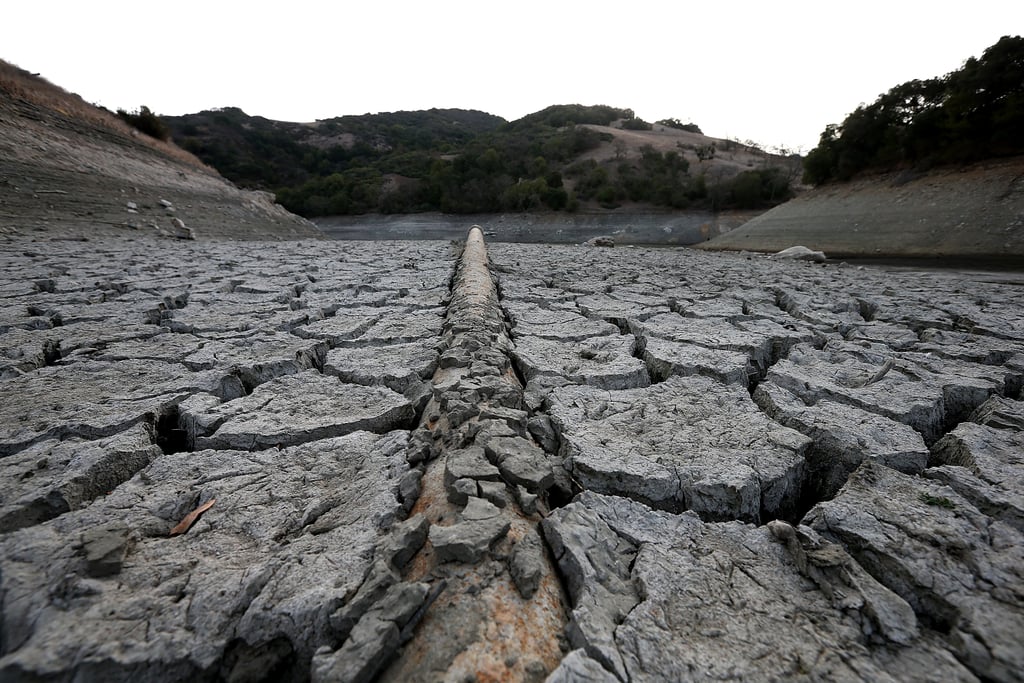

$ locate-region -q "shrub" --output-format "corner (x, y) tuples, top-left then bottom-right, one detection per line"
(657, 118), (703, 134)
(620, 117), (653, 131)
(117, 105), (170, 141)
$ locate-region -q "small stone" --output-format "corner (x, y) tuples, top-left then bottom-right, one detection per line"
(515, 486), (538, 515)
(81, 522), (129, 577)
(444, 447), (502, 489)
(398, 468), (423, 512)
(429, 513), (510, 564)
(461, 496), (500, 520)
(773, 245), (826, 262)
(527, 415), (560, 453)
(447, 477), (478, 506)
(478, 481), (507, 508)
(510, 529), (545, 599)
(485, 437), (555, 492)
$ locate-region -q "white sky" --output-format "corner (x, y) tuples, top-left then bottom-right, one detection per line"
(4, 1), (1020, 152)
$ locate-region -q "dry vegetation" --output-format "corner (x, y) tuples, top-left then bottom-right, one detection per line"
(0, 59), (210, 172)
(580, 122), (804, 184)
(0, 58), (320, 240)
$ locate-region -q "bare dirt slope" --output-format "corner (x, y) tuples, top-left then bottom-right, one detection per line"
(580, 122), (803, 181)
(699, 157), (1024, 262)
(0, 61), (321, 241)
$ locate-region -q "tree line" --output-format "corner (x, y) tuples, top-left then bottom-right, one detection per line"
(804, 35), (1024, 185)
(160, 104), (793, 217)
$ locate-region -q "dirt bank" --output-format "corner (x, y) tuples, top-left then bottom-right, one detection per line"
(0, 61), (321, 241)
(698, 157), (1024, 260)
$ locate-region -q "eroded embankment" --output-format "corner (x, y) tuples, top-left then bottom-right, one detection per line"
(699, 156), (1024, 259)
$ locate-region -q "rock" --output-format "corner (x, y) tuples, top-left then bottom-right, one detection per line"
(527, 415), (560, 453)
(754, 381), (929, 498)
(484, 436), (555, 492)
(477, 480), (507, 507)
(549, 374), (811, 521)
(312, 582), (430, 683)
(328, 514), (431, 640)
(476, 405), (529, 434)
(582, 236), (615, 247)
(397, 468), (423, 513)
(189, 370), (415, 450)
(428, 497), (510, 563)
(446, 477), (478, 506)
(515, 485), (539, 515)
(81, 522), (131, 577)
(928, 420), (1024, 532)
(772, 245), (826, 262)
(0, 422), (161, 533)
(545, 491), (974, 682)
(805, 461), (1024, 682)
(509, 528), (545, 599)
(0, 431), (411, 681)
(544, 649), (619, 683)
(169, 217), (195, 240)
(443, 446), (502, 490)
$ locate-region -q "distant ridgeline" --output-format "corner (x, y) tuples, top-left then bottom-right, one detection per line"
(162, 104), (794, 218)
(803, 35), (1024, 185)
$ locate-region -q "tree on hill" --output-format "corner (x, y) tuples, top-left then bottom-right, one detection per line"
(656, 118), (703, 134)
(803, 35), (1024, 185)
(507, 104), (634, 129)
(166, 102), (795, 217)
(116, 105), (170, 141)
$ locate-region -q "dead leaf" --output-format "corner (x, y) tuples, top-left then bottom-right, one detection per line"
(169, 498), (216, 536)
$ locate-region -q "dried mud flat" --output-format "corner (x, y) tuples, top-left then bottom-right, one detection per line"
(0, 232), (1022, 682)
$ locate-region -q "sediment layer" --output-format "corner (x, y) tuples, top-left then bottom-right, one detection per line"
(699, 156), (1024, 259)
(1, 232), (1022, 682)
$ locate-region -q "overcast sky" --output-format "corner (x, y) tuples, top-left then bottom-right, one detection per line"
(4, 1), (1020, 152)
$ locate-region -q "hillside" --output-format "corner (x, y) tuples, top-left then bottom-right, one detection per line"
(701, 35), (1024, 263)
(0, 60), (321, 240)
(698, 156), (1024, 261)
(164, 105), (799, 218)
(164, 107), (506, 191)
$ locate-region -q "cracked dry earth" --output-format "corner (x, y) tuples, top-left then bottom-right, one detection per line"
(1, 230), (1022, 683)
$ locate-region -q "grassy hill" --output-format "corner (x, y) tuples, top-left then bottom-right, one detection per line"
(162, 105), (799, 218)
